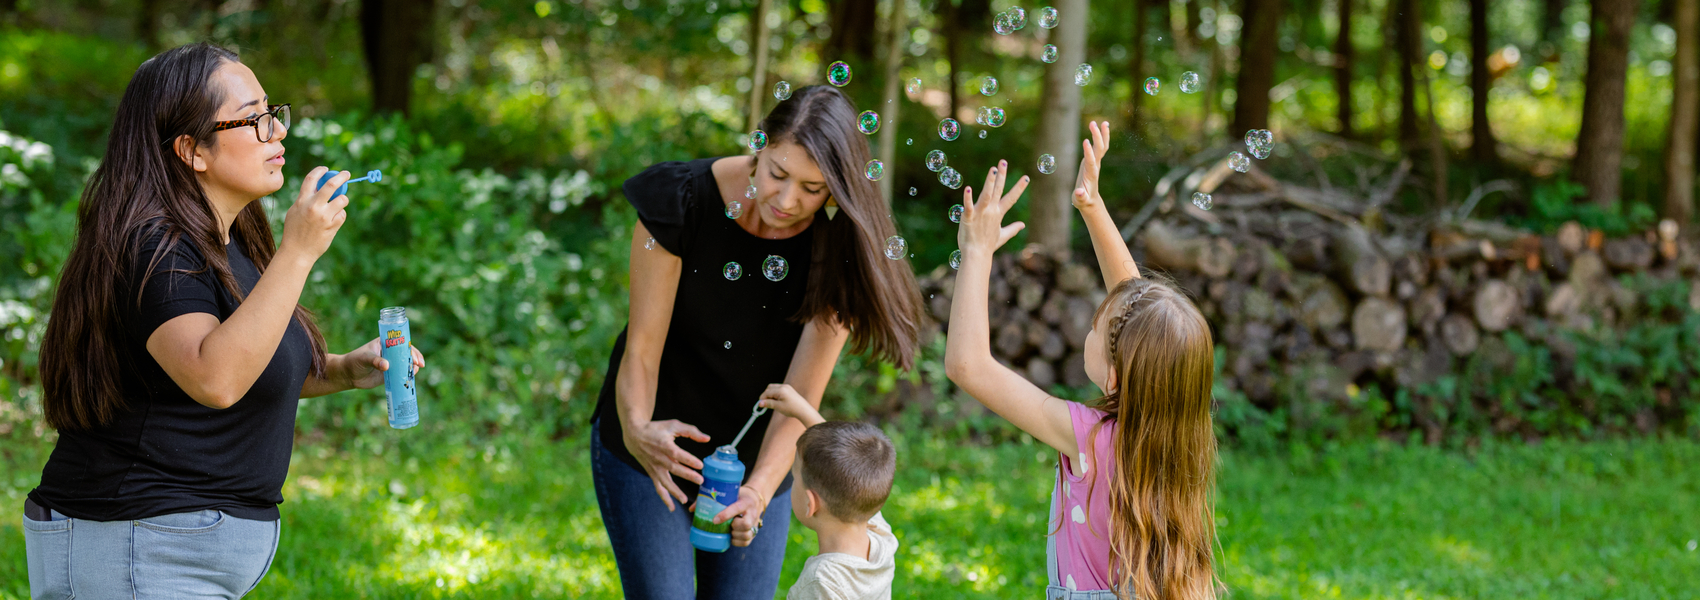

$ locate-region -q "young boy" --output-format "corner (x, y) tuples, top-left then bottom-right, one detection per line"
(758, 383), (899, 600)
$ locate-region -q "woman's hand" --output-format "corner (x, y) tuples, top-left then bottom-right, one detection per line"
(623, 419), (711, 511)
(279, 167), (351, 264)
(338, 337), (426, 390)
(956, 159), (1031, 260)
(757, 383), (824, 428)
(1071, 121), (1112, 211)
(713, 484), (772, 548)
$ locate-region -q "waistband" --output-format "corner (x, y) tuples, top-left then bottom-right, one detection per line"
(1044, 586), (1121, 600)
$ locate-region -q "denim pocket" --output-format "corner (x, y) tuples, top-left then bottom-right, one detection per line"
(133, 511), (274, 599)
(21, 513), (74, 600)
(134, 509), (223, 534)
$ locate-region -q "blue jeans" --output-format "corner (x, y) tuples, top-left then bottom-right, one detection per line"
(591, 423), (792, 600)
(21, 503), (279, 599)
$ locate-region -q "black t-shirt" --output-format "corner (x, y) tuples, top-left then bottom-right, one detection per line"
(594, 157), (811, 499)
(30, 227), (313, 522)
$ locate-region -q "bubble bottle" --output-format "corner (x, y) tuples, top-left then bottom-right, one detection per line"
(378, 307), (418, 429)
(690, 405), (766, 552)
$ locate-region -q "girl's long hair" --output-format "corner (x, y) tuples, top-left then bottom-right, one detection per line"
(1090, 276), (1219, 600)
(39, 43), (327, 431)
(756, 85), (925, 369)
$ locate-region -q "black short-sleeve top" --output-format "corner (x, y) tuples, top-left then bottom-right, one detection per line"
(30, 226), (313, 522)
(593, 157), (812, 499)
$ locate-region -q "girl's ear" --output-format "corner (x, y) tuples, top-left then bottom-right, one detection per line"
(1105, 365), (1119, 396)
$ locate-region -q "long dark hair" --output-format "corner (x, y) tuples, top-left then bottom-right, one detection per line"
(39, 43), (327, 431)
(759, 85), (925, 370)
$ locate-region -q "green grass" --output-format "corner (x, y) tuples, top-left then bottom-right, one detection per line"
(1, 430), (1697, 599)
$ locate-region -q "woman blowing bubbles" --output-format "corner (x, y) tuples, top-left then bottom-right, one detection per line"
(24, 43), (423, 598)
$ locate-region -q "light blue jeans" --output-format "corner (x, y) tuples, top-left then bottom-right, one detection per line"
(22, 505), (280, 599)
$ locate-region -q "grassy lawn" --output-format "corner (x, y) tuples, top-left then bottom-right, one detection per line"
(1, 429), (1697, 599)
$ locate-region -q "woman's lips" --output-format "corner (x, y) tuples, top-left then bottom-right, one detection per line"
(770, 205), (792, 219)
(266, 148), (286, 165)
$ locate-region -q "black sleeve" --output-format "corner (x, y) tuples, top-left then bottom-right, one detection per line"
(131, 229), (222, 342)
(621, 160), (702, 257)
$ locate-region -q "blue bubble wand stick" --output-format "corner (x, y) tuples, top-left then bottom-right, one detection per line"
(316, 169), (383, 199)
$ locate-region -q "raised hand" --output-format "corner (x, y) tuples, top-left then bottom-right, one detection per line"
(757, 383), (823, 428)
(1071, 121), (1112, 211)
(956, 160), (1031, 259)
(279, 166), (350, 263)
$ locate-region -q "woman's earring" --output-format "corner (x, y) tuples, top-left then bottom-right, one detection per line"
(824, 196), (838, 220)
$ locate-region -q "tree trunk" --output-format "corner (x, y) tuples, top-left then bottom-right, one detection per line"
(1231, 0), (1282, 138)
(1334, 0), (1354, 138)
(1469, 0), (1498, 166)
(360, 0), (437, 116)
(1574, 0), (1639, 206)
(941, 0), (960, 120)
(1541, 0), (1568, 60)
(1127, 0), (1147, 132)
(1665, 0), (1699, 223)
(824, 0), (878, 71)
(1394, 0), (1421, 149)
(1030, 0), (1089, 255)
(746, 0), (773, 132)
(137, 0), (161, 51)
(877, 0), (906, 206)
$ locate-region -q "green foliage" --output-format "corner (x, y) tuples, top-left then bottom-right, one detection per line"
(1518, 179), (1659, 236)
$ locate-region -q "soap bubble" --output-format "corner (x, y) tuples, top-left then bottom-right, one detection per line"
(1074, 64), (1093, 86)
(773, 80), (792, 100)
(1250, 143), (1272, 160)
(748, 129), (768, 151)
(1245, 128), (1274, 147)
(949, 249), (963, 269)
(724, 341), (732, 349)
(726, 200), (744, 219)
(1143, 77), (1160, 95)
(940, 166), (963, 189)
(762, 255), (789, 281)
(906, 137), (913, 145)
(1192, 191), (1213, 210)
(976, 106), (989, 125)
(745, 184), (757, 200)
(926, 150), (948, 172)
(939, 118), (961, 141)
(857, 110), (880, 134)
(1041, 44), (1059, 63)
(909, 187), (917, 196)
(1008, 7), (1027, 29)
(1037, 154), (1056, 174)
(645, 237), (656, 250)
(827, 61), (853, 87)
(865, 159), (885, 181)
(993, 12), (1014, 35)
(979, 130), (988, 139)
(986, 107), (1006, 127)
(1228, 151), (1250, 173)
(907, 77), (921, 95)
(724, 262), (742, 280)
(1038, 6), (1059, 28)
(949, 204), (963, 223)
(981, 76), (999, 96)
(1179, 71), (1201, 93)
(884, 236), (907, 260)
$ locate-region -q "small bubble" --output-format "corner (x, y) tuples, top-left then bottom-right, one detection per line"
(907, 77), (922, 95)
(745, 185), (757, 200)
(906, 137), (913, 146)
(1228, 151), (1250, 173)
(1179, 71), (1201, 93)
(976, 106), (989, 125)
(1143, 77), (1160, 95)
(981, 76), (999, 96)
(949, 204), (963, 223)
(762, 255), (789, 281)
(1037, 154), (1057, 174)
(1250, 144), (1272, 160)
(1688, 539), (1697, 551)
(748, 129), (768, 151)
(926, 150), (948, 172)
(979, 130), (988, 139)
(986, 107), (1006, 127)
(1038, 6), (1059, 28)
(940, 167), (963, 189)
(1256, 129), (1274, 145)
(1007, 7), (1027, 29)
(909, 187), (918, 196)
(884, 236), (907, 260)
(865, 159), (885, 181)
(857, 110), (881, 134)
(939, 118), (962, 141)
(1074, 64), (1093, 86)
(950, 249), (963, 269)
(724, 341), (732, 349)
(993, 11), (1014, 35)
(827, 61), (853, 87)
(1041, 44), (1059, 63)
(1192, 191), (1213, 210)
(773, 80), (792, 100)
(723, 262), (742, 280)
(644, 237), (656, 250)
(726, 200), (744, 218)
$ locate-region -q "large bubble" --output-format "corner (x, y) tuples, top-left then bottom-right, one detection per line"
(762, 255), (789, 281)
(1191, 191), (1213, 210)
(907, 77), (921, 95)
(1075, 64), (1093, 86)
(827, 61), (853, 87)
(726, 199), (744, 219)
(949, 204), (963, 223)
(1143, 77), (1160, 95)
(940, 166), (963, 189)
(986, 107), (1006, 127)
(1008, 7), (1027, 29)
(926, 150), (948, 172)
(1228, 151), (1250, 173)
(1041, 44), (1058, 63)
(1038, 6), (1059, 28)
(993, 11), (1014, 35)
(857, 110), (881, 134)
(884, 236), (907, 260)
(865, 159), (885, 181)
(773, 80), (792, 100)
(949, 249), (963, 270)
(1179, 71), (1201, 94)
(723, 262), (742, 280)
(1037, 154), (1057, 174)
(939, 118), (962, 141)
(748, 130), (768, 151)
(980, 76), (999, 96)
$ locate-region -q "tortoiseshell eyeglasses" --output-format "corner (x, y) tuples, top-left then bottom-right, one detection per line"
(211, 103), (290, 143)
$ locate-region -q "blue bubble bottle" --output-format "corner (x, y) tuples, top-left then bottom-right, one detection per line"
(690, 445), (745, 553)
(378, 307), (418, 429)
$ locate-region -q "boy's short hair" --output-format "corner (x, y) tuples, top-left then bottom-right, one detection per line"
(795, 421), (896, 523)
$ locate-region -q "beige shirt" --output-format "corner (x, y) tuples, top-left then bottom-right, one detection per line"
(786, 512), (899, 600)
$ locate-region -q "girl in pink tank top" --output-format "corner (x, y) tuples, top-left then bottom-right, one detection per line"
(943, 122), (1222, 600)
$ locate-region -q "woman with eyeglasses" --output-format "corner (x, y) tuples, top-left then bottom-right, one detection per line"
(23, 43), (424, 598)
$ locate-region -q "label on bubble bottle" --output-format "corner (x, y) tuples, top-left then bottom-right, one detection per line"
(691, 479), (739, 535)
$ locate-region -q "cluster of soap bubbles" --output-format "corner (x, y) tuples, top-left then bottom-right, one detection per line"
(1228, 151), (1250, 173)
(857, 110), (880, 134)
(1192, 192), (1213, 210)
(1244, 128), (1274, 159)
(748, 130), (767, 151)
(975, 106), (1007, 128)
(1037, 154), (1057, 174)
(827, 61), (853, 87)
(865, 159), (885, 181)
(774, 80), (792, 100)
(939, 118), (962, 141)
(993, 7), (1027, 34)
(884, 236), (907, 260)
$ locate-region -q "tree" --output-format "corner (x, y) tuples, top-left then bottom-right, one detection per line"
(1231, 0), (1281, 138)
(823, 0), (877, 69)
(938, 0), (991, 121)
(1541, 0), (1568, 61)
(1469, 0), (1497, 166)
(1665, 0), (1699, 222)
(1334, 0), (1354, 138)
(876, 0), (907, 206)
(1394, 0), (1422, 149)
(745, 0), (773, 132)
(1573, 0), (1639, 206)
(360, 0), (437, 116)
(1127, 0), (1149, 132)
(138, 0), (162, 51)
(1029, 0), (1088, 255)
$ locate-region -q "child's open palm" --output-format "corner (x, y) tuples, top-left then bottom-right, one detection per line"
(1071, 121), (1112, 211)
(956, 160), (1031, 258)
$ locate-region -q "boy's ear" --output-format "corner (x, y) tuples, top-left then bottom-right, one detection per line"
(805, 489), (822, 519)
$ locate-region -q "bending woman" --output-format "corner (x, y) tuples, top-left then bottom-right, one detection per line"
(590, 85), (925, 599)
(23, 43), (423, 599)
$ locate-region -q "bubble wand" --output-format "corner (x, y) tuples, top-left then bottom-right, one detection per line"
(726, 404), (769, 449)
(316, 169), (383, 199)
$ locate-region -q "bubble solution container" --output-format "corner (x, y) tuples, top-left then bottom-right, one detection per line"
(689, 445), (746, 553)
(378, 307), (418, 429)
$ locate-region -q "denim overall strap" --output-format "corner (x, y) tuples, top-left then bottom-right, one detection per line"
(1042, 466), (1124, 600)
